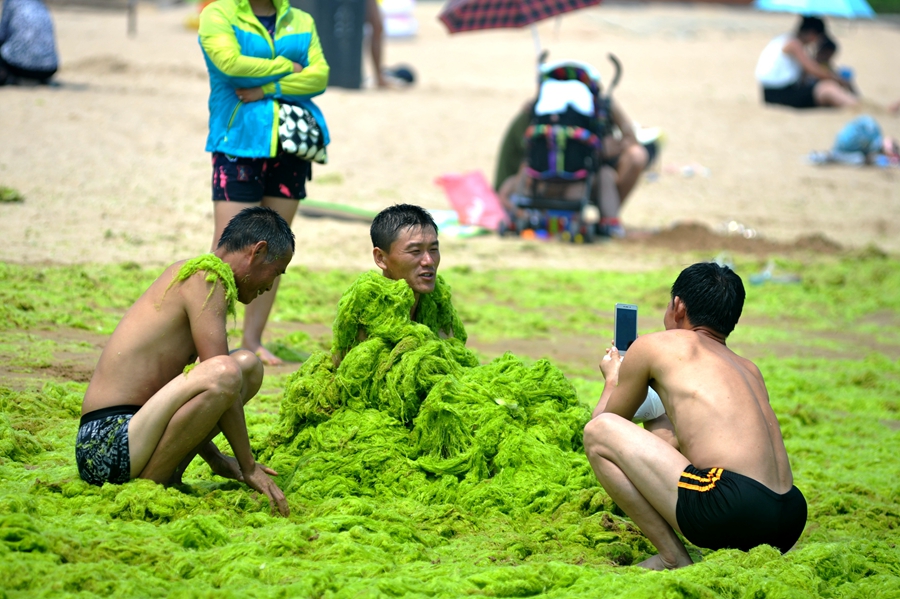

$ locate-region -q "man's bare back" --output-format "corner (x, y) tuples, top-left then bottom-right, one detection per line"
(82, 261), (220, 413)
(612, 328), (794, 495)
(584, 262), (806, 569)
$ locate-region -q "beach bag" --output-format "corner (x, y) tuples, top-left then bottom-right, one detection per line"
(435, 170), (509, 231)
(278, 103), (327, 164)
(524, 61), (606, 181)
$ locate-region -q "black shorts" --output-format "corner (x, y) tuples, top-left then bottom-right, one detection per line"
(211, 152), (310, 203)
(675, 465), (807, 553)
(762, 83), (816, 109)
(75, 405), (140, 486)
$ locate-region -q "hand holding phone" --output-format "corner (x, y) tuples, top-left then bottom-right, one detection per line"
(614, 303), (638, 355)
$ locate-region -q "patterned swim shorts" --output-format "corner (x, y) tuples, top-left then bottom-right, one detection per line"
(75, 405), (140, 486)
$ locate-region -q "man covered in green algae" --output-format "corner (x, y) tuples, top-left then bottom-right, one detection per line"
(584, 262), (806, 570)
(330, 203), (467, 367)
(268, 204), (587, 492)
(76, 207), (292, 516)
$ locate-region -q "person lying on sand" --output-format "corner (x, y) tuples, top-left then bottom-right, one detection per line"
(76, 207), (292, 516)
(809, 114), (899, 167)
(583, 262), (806, 570)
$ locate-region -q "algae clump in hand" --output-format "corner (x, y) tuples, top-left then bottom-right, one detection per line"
(266, 271), (590, 515)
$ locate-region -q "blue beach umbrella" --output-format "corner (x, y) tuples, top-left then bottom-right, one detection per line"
(754, 0), (875, 19)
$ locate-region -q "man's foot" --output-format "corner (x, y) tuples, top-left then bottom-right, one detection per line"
(375, 75), (404, 90)
(637, 553), (693, 570)
(251, 344), (283, 366)
(166, 467), (188, 487)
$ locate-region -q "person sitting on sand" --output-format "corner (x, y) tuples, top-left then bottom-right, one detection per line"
(755, 16), (856, 109)
(76, 207), (292, 516)
(494, 88), (648, 239)
(583, 262), (806, 570)
(0, 0), (59, 86)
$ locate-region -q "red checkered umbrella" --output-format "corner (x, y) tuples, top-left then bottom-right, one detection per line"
(439, 0), (603, 34)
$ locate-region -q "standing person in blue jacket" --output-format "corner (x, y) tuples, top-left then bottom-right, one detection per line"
(199, 0), (329, 365)
(0, 0), (59, 86)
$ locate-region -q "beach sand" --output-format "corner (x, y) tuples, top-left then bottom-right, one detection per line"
(1, 1), (898, 273)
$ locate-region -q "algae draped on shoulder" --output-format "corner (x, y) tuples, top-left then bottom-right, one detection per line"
(165, 253), (238, 319)
(266, 271), (592, 515)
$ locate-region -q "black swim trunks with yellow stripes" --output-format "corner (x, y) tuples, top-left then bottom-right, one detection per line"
(675, 464), (807, 554)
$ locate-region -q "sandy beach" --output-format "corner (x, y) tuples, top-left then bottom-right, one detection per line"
(1, 1), (898, 272)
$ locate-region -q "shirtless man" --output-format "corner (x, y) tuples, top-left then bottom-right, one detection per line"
(583, 262), (806, 569)
(76, 207), (292, 516)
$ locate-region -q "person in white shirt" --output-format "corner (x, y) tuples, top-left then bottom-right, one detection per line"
(755, 16), (856, 109)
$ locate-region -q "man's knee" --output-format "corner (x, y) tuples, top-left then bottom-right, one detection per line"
(231, 349), (263, 379)
(204, 355), (244, 403)
(230, 349), (263, 403)
(584, 413), (620, 454)
(621, 144), (649, 172)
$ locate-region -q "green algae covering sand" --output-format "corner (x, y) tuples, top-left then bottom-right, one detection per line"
(1, 257), (900, 597)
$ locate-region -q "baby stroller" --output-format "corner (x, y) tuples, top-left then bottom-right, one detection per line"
(504, 56), (621, 243)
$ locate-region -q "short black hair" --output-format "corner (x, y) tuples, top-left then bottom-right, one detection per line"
(216, 206), (295, 261)
(370, 204), (438, 251)
(670, 262), (745, 337)
(797, 15), (826, 35)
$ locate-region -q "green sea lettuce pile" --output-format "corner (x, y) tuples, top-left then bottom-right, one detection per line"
(264, 271), (592, 516)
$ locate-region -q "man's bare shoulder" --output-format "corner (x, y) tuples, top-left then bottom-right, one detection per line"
(158, 260), (230, 314)
(631, 329), (697, 354)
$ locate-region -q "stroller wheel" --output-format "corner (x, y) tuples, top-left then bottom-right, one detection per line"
(583, 223), (595, 244)
(565, 217), (578, 242)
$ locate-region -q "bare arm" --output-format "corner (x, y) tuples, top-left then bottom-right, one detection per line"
(782, 38), (849, 87)
(184, 276), (287, 515)
(610, 100), (639, 146)
(593, 338), (655, 419)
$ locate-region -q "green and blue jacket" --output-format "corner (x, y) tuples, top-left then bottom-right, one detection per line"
(198, 0), (329, 158)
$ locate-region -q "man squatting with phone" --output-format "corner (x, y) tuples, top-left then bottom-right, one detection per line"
(583, 262), (807, 570)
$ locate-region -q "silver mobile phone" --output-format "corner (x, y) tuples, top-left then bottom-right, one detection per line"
(614, 303), (638, 354)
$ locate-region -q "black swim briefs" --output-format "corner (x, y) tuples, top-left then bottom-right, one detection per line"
(675, 465), (807, 554)
(75, 405), (140, 486)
